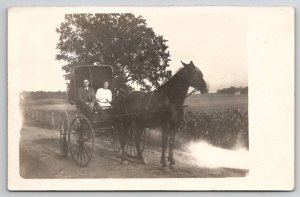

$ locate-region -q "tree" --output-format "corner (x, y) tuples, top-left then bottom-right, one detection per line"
(217, 86), (248, 94)
(56, 13), (171, 97)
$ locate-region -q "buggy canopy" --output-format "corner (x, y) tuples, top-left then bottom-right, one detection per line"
(67, 65), (114, 104)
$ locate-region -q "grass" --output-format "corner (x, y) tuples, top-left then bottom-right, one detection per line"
(22, 93), (248, 150)
(23, 93), (248, 112)
(184, 93), (248, 112)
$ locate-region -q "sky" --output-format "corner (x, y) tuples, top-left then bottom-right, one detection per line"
(9, 7), (248, 93)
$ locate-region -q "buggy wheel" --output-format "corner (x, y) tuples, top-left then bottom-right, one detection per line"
(69, 115), (94, 166)
(125, 122), (147, 157)
(110, 130), (121, 152)
(59, 111), (69, 157)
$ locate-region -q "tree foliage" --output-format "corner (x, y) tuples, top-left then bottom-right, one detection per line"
(217, 86), (248, 94)
(56, 13), (171, 97)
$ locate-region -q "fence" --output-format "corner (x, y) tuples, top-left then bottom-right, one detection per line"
(22, 108), (77, 129)
(22, 107), (248, 149)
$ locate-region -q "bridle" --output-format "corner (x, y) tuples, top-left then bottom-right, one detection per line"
(185, 88), (199, 98)
(184, 67), (205, 98)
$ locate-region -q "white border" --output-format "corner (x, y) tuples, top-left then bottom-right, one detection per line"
(7, 6), (294, 191)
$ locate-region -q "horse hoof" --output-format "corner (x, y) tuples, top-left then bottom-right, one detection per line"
(122, 160), (128, 165)
(169, 164), (176, 170)
(137, 160), (147, 165)
(138, 157), (148, 165)
(161, 166), (170, 171)
(141, 159), (148, 165)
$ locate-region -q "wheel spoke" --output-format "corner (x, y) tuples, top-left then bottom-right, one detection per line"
(82, 145), (87, 164)
(83, 141), (92, 153)
(82, 143), (91, 160)
(71, 143), (80, 156)
(82, 132), (91, 142)
(70, 130), (79, 139)
(79, 145), (83, 165)
(76, 145), (81, 161)
(69, 115), (94, 166)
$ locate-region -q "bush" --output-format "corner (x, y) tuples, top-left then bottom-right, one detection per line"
(179, 109), (248, 149)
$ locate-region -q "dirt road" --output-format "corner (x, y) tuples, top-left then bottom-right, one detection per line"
(20, 125), (248, 179)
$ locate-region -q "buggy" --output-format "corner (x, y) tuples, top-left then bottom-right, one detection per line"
(59, 65), (146, 166)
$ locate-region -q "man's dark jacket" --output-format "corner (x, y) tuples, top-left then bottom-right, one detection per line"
(77, 87), (96, 103)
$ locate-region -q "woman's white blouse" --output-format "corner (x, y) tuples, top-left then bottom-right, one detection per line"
(96, 88), (112, 107)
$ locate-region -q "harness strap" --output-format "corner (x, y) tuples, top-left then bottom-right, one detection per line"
(185, 88), (199, 98)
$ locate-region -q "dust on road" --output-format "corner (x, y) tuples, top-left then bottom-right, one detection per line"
(19, 125), (248, 179)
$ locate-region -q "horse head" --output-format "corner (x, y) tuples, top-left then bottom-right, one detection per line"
(181, 60), (208, 93)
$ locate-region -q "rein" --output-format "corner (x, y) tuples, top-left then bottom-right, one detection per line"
(185, 88), (199, 98)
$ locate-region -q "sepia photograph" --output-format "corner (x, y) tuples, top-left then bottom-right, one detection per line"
(8, 6), (294, 190)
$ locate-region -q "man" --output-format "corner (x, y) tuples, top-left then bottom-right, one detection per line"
(77, 79), (96, 119)
(96, 81), (112, 109)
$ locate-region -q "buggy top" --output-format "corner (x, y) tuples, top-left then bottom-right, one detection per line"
(67, 65), (115, 104)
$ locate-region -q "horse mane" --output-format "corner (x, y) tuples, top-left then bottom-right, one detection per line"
(156, 67), (186, 91)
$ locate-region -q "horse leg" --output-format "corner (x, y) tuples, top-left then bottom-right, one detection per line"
(161, 124), (169, 168)
(134, 125), (147, 164)
(168, 127), (176, 169)
(120, 122), (128, 164)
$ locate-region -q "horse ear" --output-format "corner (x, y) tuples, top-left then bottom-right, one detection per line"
(190, 61), (194, 66)
(181, 60), (188, 67)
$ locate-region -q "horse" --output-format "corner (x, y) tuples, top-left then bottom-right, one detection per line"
(116, 60), (208, 169)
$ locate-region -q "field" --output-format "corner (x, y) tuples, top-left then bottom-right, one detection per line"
(22, 93), (248, 149)
(20, 93), (249, 178)
(184, 93), (248, 112)
(23, 93), (248, 112)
